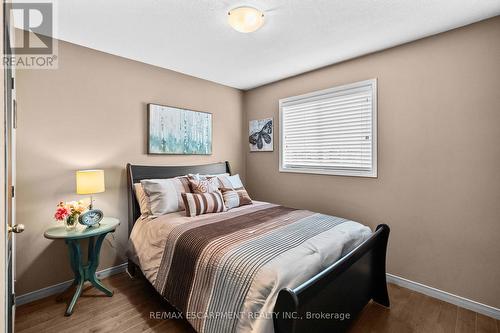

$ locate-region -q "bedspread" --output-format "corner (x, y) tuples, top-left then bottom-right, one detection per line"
(129, 202), (371, 333)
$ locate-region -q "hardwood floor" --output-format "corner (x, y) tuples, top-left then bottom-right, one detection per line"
(15, 272), (499, 333)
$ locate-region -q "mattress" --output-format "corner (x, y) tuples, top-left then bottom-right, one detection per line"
(128, 201), (371, 333)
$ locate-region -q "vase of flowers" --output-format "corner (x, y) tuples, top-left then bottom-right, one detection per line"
(54, 200), (88, 231)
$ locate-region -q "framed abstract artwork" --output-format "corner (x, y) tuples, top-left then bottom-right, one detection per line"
(249, 118), (273, 152)
(148, 103), (212, 155)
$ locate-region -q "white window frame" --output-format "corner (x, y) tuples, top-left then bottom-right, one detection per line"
(279, 79), (377, 178)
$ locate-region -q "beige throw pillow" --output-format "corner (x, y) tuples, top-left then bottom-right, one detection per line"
(133, 183), (151, 218)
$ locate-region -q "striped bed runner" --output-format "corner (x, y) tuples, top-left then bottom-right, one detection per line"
(154, 203), (348, 333)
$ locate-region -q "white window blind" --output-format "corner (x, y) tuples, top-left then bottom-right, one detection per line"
(279, 79), (377, 177)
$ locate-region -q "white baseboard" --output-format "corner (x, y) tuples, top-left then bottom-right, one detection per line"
(387, 273), (500, 320)
(15, 262), (128, 306)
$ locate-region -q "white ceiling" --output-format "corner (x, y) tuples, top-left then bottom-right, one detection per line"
(17, 0), (500, 90)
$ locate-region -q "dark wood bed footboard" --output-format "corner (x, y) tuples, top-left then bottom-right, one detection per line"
(273, 224), (390, 333)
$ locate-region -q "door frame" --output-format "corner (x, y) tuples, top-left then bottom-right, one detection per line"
(1, 0), (8, 331)
(1, 0), (7, 328)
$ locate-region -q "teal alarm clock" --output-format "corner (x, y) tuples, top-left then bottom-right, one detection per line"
(79, 209), (103, 227)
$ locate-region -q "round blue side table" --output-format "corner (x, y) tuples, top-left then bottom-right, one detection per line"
(44, 217), (120, 316)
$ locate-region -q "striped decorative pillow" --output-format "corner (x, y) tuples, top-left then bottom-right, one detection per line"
(181, 191), (226, 217)
(220, 188), (253, 210)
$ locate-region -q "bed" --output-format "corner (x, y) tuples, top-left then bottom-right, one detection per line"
(126, 161), (390, 333)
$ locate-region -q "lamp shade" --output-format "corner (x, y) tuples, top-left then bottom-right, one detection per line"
(76, 170), (105, 195)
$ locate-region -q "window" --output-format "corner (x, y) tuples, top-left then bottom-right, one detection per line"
(279, 79), (377, 177)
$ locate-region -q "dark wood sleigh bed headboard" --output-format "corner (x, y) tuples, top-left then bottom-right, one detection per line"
(126, 161), (231, 236)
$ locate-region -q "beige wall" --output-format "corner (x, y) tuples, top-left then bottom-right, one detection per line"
(15, 39), (244, 295)
(244, 17), (500, 308)
(15, 16), (500, 309)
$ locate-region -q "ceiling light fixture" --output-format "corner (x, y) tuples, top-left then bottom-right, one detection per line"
(228, 6), (264, 33)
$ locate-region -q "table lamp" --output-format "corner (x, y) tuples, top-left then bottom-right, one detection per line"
(76, 169), (105, 226)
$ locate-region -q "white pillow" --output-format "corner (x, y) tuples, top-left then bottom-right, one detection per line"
(188, 173), (229, 181)
(140, 177), (190, 216)
(227, 174), (244, 189)
(218, 174), (244, 189)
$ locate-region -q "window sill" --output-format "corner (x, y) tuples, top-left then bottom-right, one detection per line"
(279, 167), (377, 178)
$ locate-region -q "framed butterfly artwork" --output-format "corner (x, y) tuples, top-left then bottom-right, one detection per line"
(249, 118), (273, 152)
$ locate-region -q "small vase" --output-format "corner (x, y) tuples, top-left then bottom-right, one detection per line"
(65, 214), (79, 231)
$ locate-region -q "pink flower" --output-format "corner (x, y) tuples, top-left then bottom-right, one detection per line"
(54, 206), (70, 221)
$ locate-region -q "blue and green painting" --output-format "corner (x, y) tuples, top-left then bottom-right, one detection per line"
(148, 104), (212, 154)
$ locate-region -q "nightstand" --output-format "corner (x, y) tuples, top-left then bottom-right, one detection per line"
(44, 217), (120, 316)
